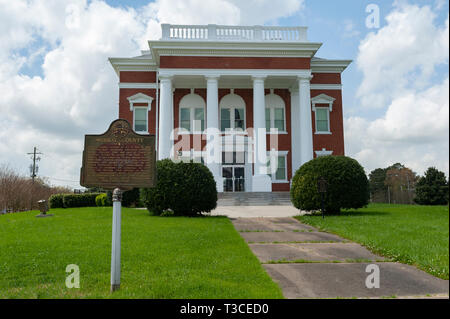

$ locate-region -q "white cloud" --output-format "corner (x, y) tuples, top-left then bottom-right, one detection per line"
(0, 0), (303, 187)
(348, 2), (449, 177)
(356, 2), (448, 109)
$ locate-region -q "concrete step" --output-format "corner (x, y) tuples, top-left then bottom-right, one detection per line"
(217, 192), (292, 206)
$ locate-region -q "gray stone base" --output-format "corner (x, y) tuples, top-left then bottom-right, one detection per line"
(35, 214), (54, 218)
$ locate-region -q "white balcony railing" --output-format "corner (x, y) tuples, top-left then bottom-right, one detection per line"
(161, 24), (308, 42)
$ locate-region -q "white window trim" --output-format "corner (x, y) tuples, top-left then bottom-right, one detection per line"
(314, 107), (331, 134)
(133, 106), (149, 134)
(311, 93), (334, 135)
(127, 93), (153, 134)
(266, 150), (289, 183)
(178, 90), (206, 134)
(315, 148), (333, 157)
(265, 91), (287, 134)
(220, 92), (246, 133)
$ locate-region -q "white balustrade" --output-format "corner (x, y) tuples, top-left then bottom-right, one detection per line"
(161, 24), (308, 42)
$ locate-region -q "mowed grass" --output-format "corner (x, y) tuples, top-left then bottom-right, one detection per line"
(0, 207), (283, 299)
(296, 203), (449, 279)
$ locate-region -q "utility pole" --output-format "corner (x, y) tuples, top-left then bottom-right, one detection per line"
(27, 147), (43, 210)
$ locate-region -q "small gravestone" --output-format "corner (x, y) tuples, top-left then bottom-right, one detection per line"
(36, 199), (54, 218)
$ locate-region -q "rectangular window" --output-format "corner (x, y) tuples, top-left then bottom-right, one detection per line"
(194, 108), (204, 132)
(267, 155), (287, 181)
(234, 108), (245, 130)
(265, 108), (271, 130)
(276, 156), (286, 180)
(274, 108), (285, 131)
(221, 108), (231, 131)
(316, 108), (329, 132)
(180, 108), (191, 131)
(134, 107), (147, 132)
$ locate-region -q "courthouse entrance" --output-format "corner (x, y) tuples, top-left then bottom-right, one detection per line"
(222, 151), (246, 192)
(222, 166), (245, 192)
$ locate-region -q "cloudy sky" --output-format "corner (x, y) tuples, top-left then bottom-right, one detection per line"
(0, 0), (448, 188)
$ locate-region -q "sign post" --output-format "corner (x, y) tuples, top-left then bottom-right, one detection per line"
(111, 188), (122, 292)
(80, 119), (156, 292)
(317, 176), (328, 219)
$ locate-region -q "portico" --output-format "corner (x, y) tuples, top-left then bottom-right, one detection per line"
(109, 23), (351, 193)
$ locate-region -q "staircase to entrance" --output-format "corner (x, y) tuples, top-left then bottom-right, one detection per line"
(217, 192), (292, 206)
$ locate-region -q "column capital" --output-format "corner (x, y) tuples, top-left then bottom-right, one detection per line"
(252, 75), (267, 82)
(205, 74), (220, 81)
(159, 75), (173, 82)
(297, 74), (313, 82)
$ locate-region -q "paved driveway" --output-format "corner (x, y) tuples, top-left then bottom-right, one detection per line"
(231, 217), (449, 299)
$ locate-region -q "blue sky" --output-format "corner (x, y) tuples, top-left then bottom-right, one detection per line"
(0, 0), (448, 188)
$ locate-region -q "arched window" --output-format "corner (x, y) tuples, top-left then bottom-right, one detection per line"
(179, 91), (205, 133)
(219, 91), (246, 132)
(265, 92), (286, 133)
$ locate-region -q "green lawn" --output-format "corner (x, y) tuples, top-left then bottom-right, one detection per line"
(0, 207), (283, 299)
(296, 203), (449, 279)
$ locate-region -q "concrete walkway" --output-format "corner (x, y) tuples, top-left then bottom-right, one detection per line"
(211, 205), (303, 218)
(231, 217), (449, 299)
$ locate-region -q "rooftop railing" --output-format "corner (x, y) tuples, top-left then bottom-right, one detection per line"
(161, 24), (308, 42)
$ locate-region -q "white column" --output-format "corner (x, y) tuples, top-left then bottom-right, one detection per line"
(158, 76), (173, 160)
(290, 88), (301, 174)
(252, 76), (272, 192)
(298, 75), (314, 166)
(205, 75), (223, 192)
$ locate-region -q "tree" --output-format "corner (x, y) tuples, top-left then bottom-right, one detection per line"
(369, 168), (388, 201)
(385, 165), (417, 204)
(414, 167), (449, 205)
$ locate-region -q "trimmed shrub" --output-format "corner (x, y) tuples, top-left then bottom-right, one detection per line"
(141, 159), (217, 216)
(95, 193), (110, 207)
(49, 194), (64, 208)
(63, 193), (101, 208)
(291, 156), (369, 214)
(106, 188), (142, 207)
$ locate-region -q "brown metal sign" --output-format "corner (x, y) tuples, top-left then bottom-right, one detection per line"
(80, 119), (156, 190)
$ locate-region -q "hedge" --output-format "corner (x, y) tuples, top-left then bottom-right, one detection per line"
(48, 193), (101, 208)
(95, 193), (111, 207)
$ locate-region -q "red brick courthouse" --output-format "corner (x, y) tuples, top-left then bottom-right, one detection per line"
(109, 24), (351, 192)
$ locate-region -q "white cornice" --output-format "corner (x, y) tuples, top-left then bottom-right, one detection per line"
(119, 83), (158, 89)
(310, 84), (342, 90)
(148, 40), (322, 63)
(311, 59), (352, 73)
(158, 68), (312, 78)
(109, 57), (157, 76)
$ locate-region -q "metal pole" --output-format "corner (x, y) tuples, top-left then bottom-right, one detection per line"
(111, 188), (122, 292)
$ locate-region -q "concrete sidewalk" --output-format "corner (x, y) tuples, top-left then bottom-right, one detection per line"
(211, 205), (305, 218)
(231, 217), (449, 299)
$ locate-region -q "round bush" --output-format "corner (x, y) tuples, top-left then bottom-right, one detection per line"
(290, 156), (369, 214)
(141, 159), (218, 216)
(95, 193), (110, 207)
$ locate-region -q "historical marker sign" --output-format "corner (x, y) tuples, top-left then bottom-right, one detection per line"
(80, 119), (156, 190)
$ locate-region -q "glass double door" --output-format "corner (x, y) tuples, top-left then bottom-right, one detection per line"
(223, 166), (245, 192)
